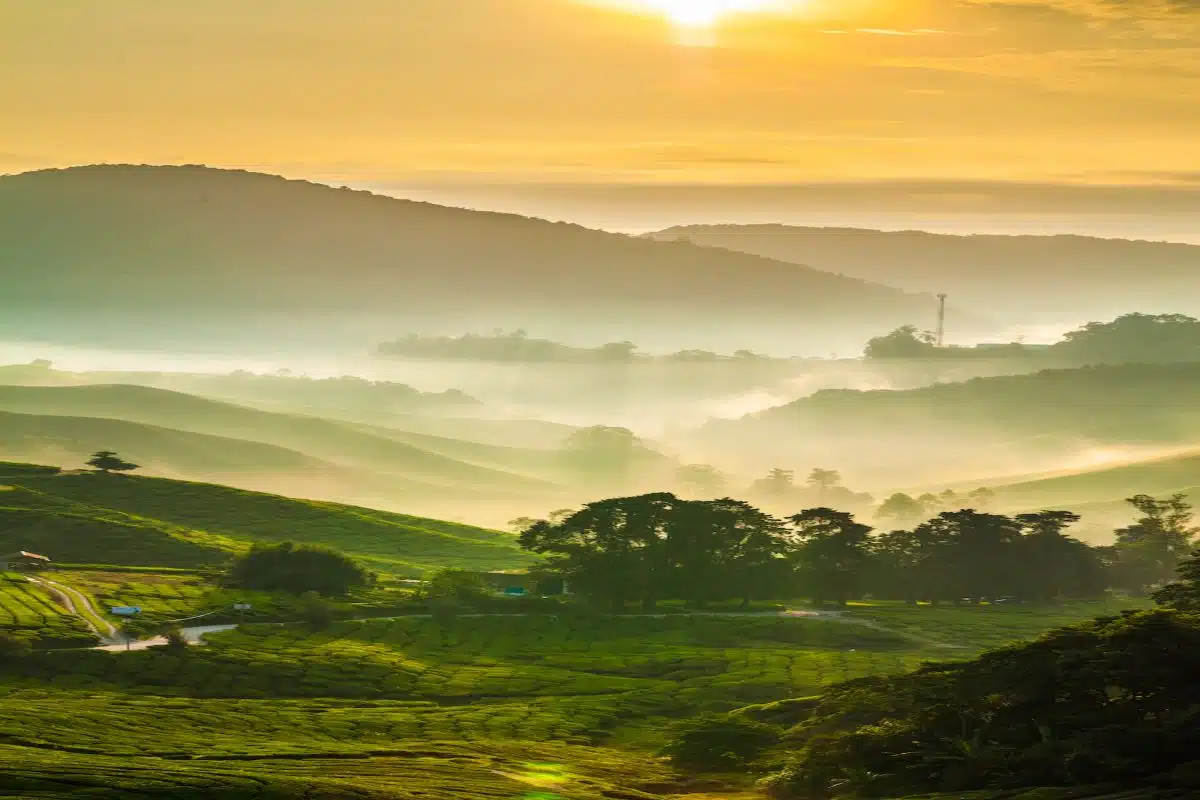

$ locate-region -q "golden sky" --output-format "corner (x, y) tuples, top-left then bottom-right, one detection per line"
(2, 0), (1198, 185)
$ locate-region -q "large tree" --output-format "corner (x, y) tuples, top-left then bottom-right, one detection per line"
(226, 542), (370, 596)
(1016, 511), (1106, 603)
(788, 508), (873, 607)
(1112, 493), (1198, 593)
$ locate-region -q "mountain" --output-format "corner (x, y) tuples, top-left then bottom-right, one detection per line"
(0, 166), (957, 351)
(0, 466), (533, 574)
(646, 224), (1200, 321)
(696, 362), (1200, 487)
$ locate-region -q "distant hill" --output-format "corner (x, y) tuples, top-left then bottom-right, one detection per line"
(989, 449), (1200, 510)
(0, 468), (534, 575)
(697, 362), (1200, 486)
(646, 224), (1200, 320)
(0, 166), (956, 350)
(0, 384), (562, 496)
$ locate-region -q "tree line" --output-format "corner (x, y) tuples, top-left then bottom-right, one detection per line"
(518, 492), (1198, 610)
(865, 311), (1200, 363)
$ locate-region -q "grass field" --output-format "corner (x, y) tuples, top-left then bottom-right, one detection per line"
(0, 601), (1168, 798)
(0, 572), (94, 647)
(0, 469), (535, 575)
(62, 569), (421, 626)
(845, 598), (1156, 654)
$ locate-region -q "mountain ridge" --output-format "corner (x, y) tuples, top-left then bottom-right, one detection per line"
(0, 165), (968, 350)
(646, 223), (1200, 319)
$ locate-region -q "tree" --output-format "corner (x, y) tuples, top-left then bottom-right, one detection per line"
(1152, 547), (1200, 610)
(676, 464), (727, 498)
(876, 493), (926, 526)
(1055, 312), (1200, 365)
(788, 509), (873, 607)
(1112, 494), (1198, 593)
(86, 450), (139, 474)
(910, 510), (1025, 603)
(422, 569), (491, 607)
(520, 493), (681, 611)
(751, 468), (797, 502)
(226, 542), (370, 596)
(1016, 511), (1106, 603)
(561, 426), (648, 486)
(806, 468), (842, 504)
(863, 325), (938, 359)
(299, 590), (335, 630)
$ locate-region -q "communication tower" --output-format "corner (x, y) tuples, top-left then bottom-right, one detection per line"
(936, 294), (947, 347)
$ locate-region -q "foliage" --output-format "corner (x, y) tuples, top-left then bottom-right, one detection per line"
(1152, 547), (1200, 611)
(521, 495), (1108, 611)
(1054, 312), (1200, 365)
(1110, 493), (1198, 593)
(421, 568), (491, 607)
(661, 713), (779, 772)
(0, 631), (32, 661)
(86, 450), (139, 474)
(763, 609), (1200, 799)
(863, 325), (938, 359)
(226, 542), (370, 596)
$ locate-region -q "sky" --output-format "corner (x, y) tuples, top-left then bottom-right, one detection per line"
(3, 0), (1199, 235)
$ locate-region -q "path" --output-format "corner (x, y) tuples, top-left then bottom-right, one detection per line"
(27, 575), (119, 644)
(94, 624), (238, 652)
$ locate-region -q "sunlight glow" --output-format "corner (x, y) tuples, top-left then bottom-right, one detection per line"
(593, 0), (794, 28)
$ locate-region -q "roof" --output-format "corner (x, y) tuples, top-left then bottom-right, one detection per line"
(5, 551), (50, 562)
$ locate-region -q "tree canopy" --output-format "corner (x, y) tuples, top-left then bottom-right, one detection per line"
(86, 451), (139, 474)
(225, 542), (370, 596)
(518, 493), (1109, 611)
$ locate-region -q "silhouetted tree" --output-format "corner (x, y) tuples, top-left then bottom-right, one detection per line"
(1112, 493), (1198, 593)
(863, 325), (938, 359)
(87, 450), (139, 474)
(788, 508), (873, 607)
(876, 493), (926, 526)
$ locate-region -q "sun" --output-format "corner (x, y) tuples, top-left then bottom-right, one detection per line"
(598, 0), (791, 28)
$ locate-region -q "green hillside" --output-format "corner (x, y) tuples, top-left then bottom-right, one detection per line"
(992, 449), (1200, 508)
(0, 384), (562, 493)
(0, 469), (534, 575)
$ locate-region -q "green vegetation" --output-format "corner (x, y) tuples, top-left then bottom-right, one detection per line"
(227, 542), (371, 596)
(520, 494), (1127, 612)
(0, 468), (534, 575)
(378, 329), (789, 365)
(760, 609), (1200, 799)
(0, 572), (94, 648)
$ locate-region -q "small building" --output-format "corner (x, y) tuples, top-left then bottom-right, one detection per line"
(3, 551), (51, 571)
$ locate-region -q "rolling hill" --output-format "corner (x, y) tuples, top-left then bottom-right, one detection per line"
(0, 467), (534, 575)
(0, 165), (957, 351)
(696, 362), (1200, 487)
(0, 384), (563, 494)
(647, 224), (1200, 320)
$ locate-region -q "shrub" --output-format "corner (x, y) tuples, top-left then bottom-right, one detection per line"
(661, 712), (779, 772)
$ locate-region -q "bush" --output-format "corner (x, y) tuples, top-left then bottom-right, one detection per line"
(300, 591), (336, 631)
(227, 542), (369, 596)
(661, 713), (779, 772)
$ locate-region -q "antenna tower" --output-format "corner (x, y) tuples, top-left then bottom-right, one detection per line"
(936, 294), (947, 347)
